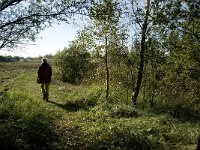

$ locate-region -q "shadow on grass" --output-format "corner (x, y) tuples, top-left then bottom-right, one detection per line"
(0, 109), (59, 149)
(48, 100), (86, 112)
(0, 91), (62, 150)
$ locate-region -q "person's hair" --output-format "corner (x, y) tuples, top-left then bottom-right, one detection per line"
(42, 58), (48, 63)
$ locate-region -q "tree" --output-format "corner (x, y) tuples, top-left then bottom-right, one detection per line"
(131, 0), (151, 105)
(89, 0), (121, 99)
(0, 0), (87, 50)
(137, 0), (200, 117)
(55, 40), (91, 84)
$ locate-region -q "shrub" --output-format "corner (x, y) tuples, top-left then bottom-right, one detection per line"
(110, 104), (141, 118)
(64, 84), (104, 111)
(55, 45), (91, 84)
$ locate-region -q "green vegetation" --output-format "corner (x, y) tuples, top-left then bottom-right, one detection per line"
(0, 55), (23, 62)
(1, 0), (200, 149)
(55, 44), (91, 84)
(0, 62), (199, 149)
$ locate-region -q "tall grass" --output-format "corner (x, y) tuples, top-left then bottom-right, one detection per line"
(0, 91), (62, 149)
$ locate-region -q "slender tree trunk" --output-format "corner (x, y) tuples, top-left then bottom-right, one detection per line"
(105, 34), (109, 100)
(142, 62), (147, 107)
(132, 0), (151, 105)
(150, 60), (156, 107)
(130, 67), (135, 92)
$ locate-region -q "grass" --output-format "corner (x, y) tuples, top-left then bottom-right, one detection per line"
(0, 61), (199, 150)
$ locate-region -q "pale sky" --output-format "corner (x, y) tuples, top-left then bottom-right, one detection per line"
(0, 22), (78, 58)
(25, 23), (78, 57)
(24, 23), (79, 57)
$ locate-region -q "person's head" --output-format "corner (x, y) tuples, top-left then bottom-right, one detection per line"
(42, 58), (48, 63)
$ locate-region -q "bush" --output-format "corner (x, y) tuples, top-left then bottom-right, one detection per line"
(63, 84), (104, 111)
(55, 45), (91, 84)
(110, 104), (141, 118)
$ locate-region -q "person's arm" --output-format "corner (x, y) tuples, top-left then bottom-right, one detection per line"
(37, 64), (42, 78)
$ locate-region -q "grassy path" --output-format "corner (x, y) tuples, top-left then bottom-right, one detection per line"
(0, 65), (199, 150)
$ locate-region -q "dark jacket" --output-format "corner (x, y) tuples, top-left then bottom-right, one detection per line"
(37, 62), (52, 84)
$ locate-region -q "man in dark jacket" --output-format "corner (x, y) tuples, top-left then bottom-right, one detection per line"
(37, 58), (52, 102)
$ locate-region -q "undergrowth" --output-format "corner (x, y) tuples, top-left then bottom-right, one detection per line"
(0, 68), (199, 150)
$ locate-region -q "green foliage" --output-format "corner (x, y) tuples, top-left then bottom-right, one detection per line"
(89, 0), (120, 24)
(2, 0), (200, 148)
(0, 55), (23, 62)
(0, 91), (60, 150)
(110, 104), (141, 118)
(0, 0), (87, 50)
(63, 84), (104, 111)
(80, 118), (161, 150)
(139, 26), (200, 119)
(55, 44), (91, 84)
(0, 63), (198, 150)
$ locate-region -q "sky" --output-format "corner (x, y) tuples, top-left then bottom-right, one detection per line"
(0, 22), (79, 58)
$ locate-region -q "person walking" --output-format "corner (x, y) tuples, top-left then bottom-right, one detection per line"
(37, 58), (52, 102)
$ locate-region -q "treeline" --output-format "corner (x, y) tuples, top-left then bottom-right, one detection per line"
(0, 54), (54, 62)
(0, 55), (24, 62)
(54, 0), (200, 121)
